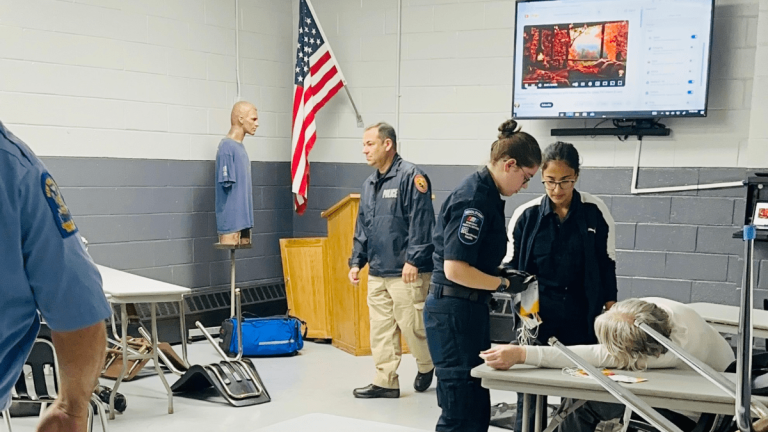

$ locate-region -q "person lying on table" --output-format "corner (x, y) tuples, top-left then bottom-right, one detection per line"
(481, 297), (735, 432)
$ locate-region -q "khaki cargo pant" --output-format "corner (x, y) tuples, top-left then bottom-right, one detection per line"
(367, 273), (434, 389)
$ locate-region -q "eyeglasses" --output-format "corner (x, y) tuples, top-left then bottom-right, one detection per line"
(542, 179), (576, 190)
(518, 167), (533, 185)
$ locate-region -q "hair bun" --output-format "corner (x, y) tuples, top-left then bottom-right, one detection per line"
(498, 119), (520, 139)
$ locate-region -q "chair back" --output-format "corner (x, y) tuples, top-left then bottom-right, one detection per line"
(13, 338), (59, 402)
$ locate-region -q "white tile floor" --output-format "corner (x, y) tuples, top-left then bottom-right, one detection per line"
(7, 340), (515, 431)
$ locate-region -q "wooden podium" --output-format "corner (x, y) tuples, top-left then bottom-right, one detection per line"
(279, 237), (332, 339)
(280, 194), (409, 356)
(321, 194), (372, 355)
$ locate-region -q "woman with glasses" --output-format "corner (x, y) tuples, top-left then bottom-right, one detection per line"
(500, 141), (617, 432)
(425, 119), (541, 432)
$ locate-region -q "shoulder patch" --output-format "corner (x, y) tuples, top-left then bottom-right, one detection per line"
(458, 208), (484, 245)
(414, 174), (428, 194)
(41, 172), (78, 238)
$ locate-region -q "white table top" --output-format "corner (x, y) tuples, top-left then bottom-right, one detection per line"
(259, 414), (429, 432)
(472, 364), (768, 416)
(688, 302), (768, 331)
(98, 265), (190, 303)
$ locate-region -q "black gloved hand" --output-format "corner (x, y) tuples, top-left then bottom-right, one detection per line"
(497, 265), (536, 294)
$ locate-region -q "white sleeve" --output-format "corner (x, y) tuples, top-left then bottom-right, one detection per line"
(524, 344), (619, 369)
(503, 196), (543, 264)
(642, 352), (682, 369)
(503, 212), (517, 264)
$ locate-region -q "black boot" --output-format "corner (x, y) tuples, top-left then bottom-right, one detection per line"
(414, 368), (434, 392)
(353, 384), (399, 399)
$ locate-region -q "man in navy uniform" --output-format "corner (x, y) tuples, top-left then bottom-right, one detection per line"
(349, 122), (435, 398)
(0, 120), (112, 432)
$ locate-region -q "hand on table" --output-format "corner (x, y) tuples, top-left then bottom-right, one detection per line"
(479, 344), (527, 370)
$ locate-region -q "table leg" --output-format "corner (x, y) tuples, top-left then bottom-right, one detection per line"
(109, 304), (129, 420)
(230, 250), (236, 318)
(150, 303), (174, 414)
(3, 409), (12, 432)
(620, 406), (632, 432)
(534, 394), (543, 432)
(522, 394), (530, 432)
(179, 296), (189, 368)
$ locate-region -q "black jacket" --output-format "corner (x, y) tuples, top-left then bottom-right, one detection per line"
(349, 154), (435, 277)
(505, 190), (618, 333)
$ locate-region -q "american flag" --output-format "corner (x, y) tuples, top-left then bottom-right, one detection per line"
(291, 0), (345, 215)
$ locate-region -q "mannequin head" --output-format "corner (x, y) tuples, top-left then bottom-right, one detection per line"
(227, 101), (259, 142)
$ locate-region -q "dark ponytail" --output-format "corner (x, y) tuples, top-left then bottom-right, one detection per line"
(541, 141), (581, 175)
(490, 120), (542, 169)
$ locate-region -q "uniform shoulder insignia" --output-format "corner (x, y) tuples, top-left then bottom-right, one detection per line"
(458, 208), (484, 245)
(41, 172), (78, 238)
(414, 174), (428, 194)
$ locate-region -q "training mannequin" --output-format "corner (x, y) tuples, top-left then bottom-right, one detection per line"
(215, 101), (259, 245)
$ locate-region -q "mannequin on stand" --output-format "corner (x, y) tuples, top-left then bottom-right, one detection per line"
(215, 101), (258, 245)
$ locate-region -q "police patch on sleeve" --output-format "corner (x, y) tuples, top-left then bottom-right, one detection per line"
(458, 208), (484, 245)
(41, 172), (78, 238)
(414, 174), (428, 194)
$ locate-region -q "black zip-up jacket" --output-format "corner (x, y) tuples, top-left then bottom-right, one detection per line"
(349, 154), (435, 277)
(504, 190), (618, 337)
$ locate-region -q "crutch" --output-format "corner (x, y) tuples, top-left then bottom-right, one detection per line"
(548, 337), (683, 432)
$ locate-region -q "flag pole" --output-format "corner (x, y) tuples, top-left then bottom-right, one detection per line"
(305, 0), (364, 128)
(343, 87), (364, 128)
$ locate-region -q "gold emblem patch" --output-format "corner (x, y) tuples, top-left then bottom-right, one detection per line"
(414, 174), (428, 194)
(42, 172), (78, 238)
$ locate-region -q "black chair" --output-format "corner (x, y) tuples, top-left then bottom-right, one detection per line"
(2, 338), (108, 432)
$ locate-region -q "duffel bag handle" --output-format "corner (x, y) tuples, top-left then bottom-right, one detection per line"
(287, 310), (308, 339)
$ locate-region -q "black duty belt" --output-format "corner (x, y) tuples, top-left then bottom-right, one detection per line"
(430, 284), (491, 303)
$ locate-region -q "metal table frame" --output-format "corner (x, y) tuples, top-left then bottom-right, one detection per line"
(98, 265), (191, 420)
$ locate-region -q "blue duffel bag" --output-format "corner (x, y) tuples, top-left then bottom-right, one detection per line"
(219, 314), (307, 357)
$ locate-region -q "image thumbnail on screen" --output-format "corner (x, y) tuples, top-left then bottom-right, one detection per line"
(522, 21), (628, 89)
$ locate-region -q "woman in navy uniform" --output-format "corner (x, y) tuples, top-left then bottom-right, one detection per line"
(501, 142), (618, 432)
(425, 120), (542, 432)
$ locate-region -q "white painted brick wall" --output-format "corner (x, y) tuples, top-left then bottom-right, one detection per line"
(0, 0), (293, 161)
(746, 0), (768, 165)
(306, 0), (765, 168)
(0, 0), (762, 166)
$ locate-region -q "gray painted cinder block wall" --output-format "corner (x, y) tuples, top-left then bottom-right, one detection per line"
(294, 163), (767, 306)
(42, 157), (293, 290)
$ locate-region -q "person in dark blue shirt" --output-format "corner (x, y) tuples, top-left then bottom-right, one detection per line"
(425, 120), (542, 432)
(501, 142), (618, 432)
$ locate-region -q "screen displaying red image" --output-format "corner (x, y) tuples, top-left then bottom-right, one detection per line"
(758, 208), (768, 220)
(512, 0), (715, 119)
(522, 21), (628, 89)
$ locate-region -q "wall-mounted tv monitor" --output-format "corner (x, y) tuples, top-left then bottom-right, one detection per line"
(512, 0), (715, 120)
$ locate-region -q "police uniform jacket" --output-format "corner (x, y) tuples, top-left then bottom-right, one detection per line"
(0, 121), (112, 410)
(504, 190), (617, 335)
(431, 167), (507, 289)
(349, 154), (435, 277)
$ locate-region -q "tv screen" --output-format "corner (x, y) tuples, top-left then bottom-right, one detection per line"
(512, 0), (715, 120)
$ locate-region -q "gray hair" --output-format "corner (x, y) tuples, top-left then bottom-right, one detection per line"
(366, 122), (397, 150)
(594, 299), (673, 370)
